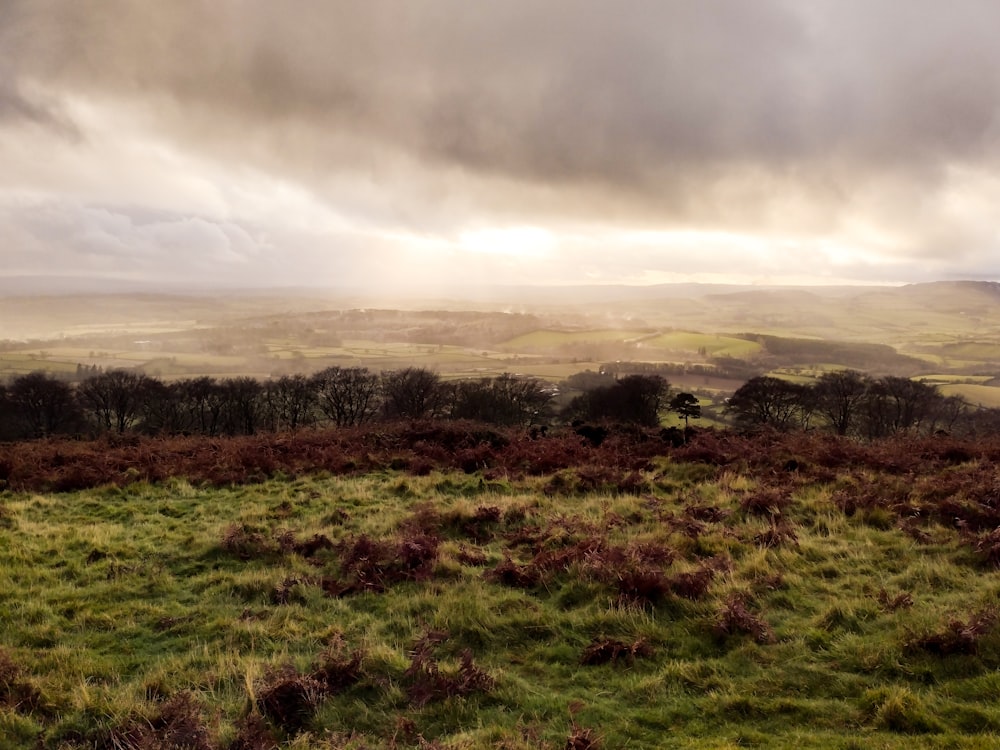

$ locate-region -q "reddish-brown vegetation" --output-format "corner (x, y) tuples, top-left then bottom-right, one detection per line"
(906, 608), (998, 656)
(876, 588), (915, 612)
(402, 631), (495, 707)
(323, 532), (440, 596)
(254, 639), (365, 736)
(714, 594), (775, 644)
(580, 637), (653, 666)
(111, 692), (213, 750)
(0, 648), (46, 716)
(4, 423), (1000, 506)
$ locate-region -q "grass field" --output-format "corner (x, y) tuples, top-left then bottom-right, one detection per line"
(640, 333), (762, 359)
(499, 329), (650, 349)
(940, 384), (1000, 408)
(918, 375), (997, 385)
(3, 431), (1000, 748)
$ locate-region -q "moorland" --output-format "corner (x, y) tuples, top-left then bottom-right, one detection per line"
(3, 426), (1000, 748)
(2, 280), (1000, 748)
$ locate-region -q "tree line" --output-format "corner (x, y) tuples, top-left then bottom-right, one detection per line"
(0, 368), (559, 440)
(0, 366), (995, 442)
(723, 371), (993, 438)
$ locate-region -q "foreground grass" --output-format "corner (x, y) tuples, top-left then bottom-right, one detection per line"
(2, 458), (1000, 748)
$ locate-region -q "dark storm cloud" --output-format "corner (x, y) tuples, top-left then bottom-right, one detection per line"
(2, 1), (1000, 283)
(10, 2), (1000, 186)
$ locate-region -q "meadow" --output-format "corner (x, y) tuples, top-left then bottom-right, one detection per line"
(3, 426), (1000, 748)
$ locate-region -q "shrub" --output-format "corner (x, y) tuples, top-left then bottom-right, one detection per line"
(229, 713), (278, 750)
(255, 665), (325, 736)
(327, 532), (441, 596)
(740, 489), (792, 518)
(666, 567), (715, 600)
(876, 588), (914, 612)
(906, 608), (998, 656)
(580, 637), (653, 666)
(311, 637), (364, 696)
(220, 523), (275, 561)
(403, 631), (495, 707)
(0, 648), (45, 715)
(714, 594), (775, 644)
(753, 519), (799, 549)
(614, 566), (670, 607)
(111, 692), (212, 750)
(486, 556), (542, 589)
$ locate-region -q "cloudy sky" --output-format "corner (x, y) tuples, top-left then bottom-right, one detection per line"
(3, 1), (1000, 292)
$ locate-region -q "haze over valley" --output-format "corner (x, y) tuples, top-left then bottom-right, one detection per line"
(3, 280), (1000, 417)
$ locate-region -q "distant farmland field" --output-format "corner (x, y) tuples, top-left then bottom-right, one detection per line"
(940, 383), (1000, 408)
(640, 331), (762, 358)
(499, 329), (649, 349)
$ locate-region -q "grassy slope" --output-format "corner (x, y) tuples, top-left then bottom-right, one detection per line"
(3, 445), (1000, 749)
(940, 384), (1000, 408)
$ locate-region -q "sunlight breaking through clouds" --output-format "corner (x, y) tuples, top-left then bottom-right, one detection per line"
(1, 2), (1000, 289)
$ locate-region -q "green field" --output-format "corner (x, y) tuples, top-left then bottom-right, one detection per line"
(3, 455), (1000, 748)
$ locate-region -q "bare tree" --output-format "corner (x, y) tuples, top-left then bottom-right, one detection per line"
(175, 376), (225, 436)
(725, 376), (809, 431)
(382, 367), (444, 420)
(450, 373), (553, 426)
(8, 371), (79, 438)
(564, 374), (667, 426)
(218, 377), (264, 435)
(138, 378), (189, 435)
(311, 367), (381, 427)
(814, 370), (871, 436)
(77, 370), (153, 434)
(264, 374), (317, 431)
(861, 376), (943, 439)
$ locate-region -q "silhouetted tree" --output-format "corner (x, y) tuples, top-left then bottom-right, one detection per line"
(565, 374), (668, 426)
(175, 376), (224, 436)
(932, 394), (971, 435)
(218, 377), (264, 435)
(312, 367), (381, 427)
(138, 378), (189, 435)
(563, 370), (617, 392)
(815, 370), (871, 436)
(725, 376), (808, 431)
(77, 370), (153, 434)
(861, 376), (943, 439)
(449, 373), (552, 426)
(0, 383), (14, 441)
(382, 367), (445, 420)
(669, 392), (701, 428)
(264, 374), (317, 431)
(8, 371), (79, 438)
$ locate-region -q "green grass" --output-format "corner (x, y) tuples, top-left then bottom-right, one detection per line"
(3, 462), (1000, 748)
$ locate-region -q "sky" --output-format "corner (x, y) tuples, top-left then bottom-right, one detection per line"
(3, 0), (1000, 293)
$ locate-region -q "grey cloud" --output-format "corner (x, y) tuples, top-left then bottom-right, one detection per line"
(7, 202), (266, 279)
(10, 2), (1000, 183)
(3, 1), (1000, 283)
